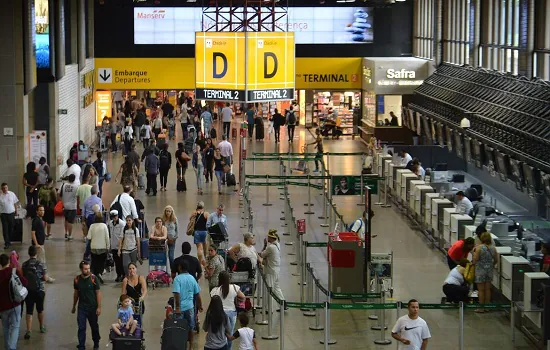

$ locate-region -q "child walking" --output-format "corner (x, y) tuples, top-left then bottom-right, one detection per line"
(112, 294), (138, 336)
(233, 312), (258, 350)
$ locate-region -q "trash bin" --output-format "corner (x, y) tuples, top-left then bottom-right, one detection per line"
(328, 231), (364, 294)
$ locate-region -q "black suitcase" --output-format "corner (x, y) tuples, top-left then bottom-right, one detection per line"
(177, 179), (187, 192)
(112, 336), (142, 350)
(161, 318), (189, 350)
(226, 173), (236, 187)
(210, 128), (217, 139)
(12, 218), (23, 243)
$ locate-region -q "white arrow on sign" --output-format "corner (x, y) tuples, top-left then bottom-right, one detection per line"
(98, 68), (112, 83)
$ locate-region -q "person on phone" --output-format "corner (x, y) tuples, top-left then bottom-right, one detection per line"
(392, 299), (431, 350)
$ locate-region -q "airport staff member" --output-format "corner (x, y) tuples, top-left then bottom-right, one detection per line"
(399, 150), (413, 167)
(455, 191), (473, 215)
(392, 299), (431, 350)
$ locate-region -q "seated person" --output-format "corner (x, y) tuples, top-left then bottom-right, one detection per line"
(112, 294), (138, 337)
(442, 259), (470, 303)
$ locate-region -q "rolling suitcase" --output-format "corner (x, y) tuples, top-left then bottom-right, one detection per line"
(210, 127), (217, 139)
(177, 179), (187, 192)
(12, 218), (23, 243)
(112, 336), (142, 350)
(226, 173), (236, 187)
(161, 317), (189, 350)
(140, 239), (149, 260)
(138, 174), (146, 189)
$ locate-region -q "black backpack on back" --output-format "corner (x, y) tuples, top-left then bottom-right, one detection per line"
(287, 111), (296, 125)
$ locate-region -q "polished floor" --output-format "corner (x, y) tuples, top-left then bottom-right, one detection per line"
(2, 120), (532, 349)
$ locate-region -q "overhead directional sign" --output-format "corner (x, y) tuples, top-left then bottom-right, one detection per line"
(97, 68), (112, 83)
(246, 32), (295, 102)
(195, 32), (246, 102)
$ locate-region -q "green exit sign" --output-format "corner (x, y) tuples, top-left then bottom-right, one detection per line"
(58, 109), (68, 115)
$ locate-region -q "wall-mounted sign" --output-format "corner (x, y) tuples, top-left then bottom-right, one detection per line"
(362, 58), (429, 95)
(295, 58), (361, 89)
(29, 130), (48, 164)
(95, 91), (112, 126)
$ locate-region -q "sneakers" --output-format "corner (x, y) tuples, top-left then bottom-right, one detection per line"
(313, 169), (320, 173)
(40, 326), (47, 333)
(46, 277), (55, 283)
(24, 331), (31, 339)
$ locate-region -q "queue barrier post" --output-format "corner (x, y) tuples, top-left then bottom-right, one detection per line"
(303, 264), (316, 316)
(288, 209), (296, 254)
(374, 177), (384, 206)
(279, 298), (285, 350)
(321, 301), (337, 347)
(458, 301), (464, 350)
(253, 158), (256, 175)
(291, 227), (302, 271)
(382, 176), (391, 208)
(305, 175), (315, 214)
(278, 159), (284, 191)
(510, 302), (515, 345)
(256, 277), (268, 325)
(263, 175), (272, 206)
(255, 269), (263, 310)
(310, 273), (325, 331)
(358, 173), (365, 206)
(369, 278), (381, 321)
(373, 291), (392, 345)
(262, 283), (279, 340)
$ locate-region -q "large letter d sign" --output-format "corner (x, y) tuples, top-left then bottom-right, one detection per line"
(213, 52), (228, 79)
(263, 52), (278, 79)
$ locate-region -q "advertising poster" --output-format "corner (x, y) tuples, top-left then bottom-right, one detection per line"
(332, 175), (379, 196)
(29, 131), (47, 164)
(370, 253), (392, 279)
(35, 0), (50, 69)
(134, 7), (373, 45)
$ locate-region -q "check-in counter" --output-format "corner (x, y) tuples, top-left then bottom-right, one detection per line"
(401, 173), (418, 203)
(442, 208), (459, 246)
(415, 185), (434, 218)
(377, 155), (393, 178)
(523, 272), (550, 328)
(431, 199), (454, 244)
(408, 180), (425, 210)
(501, 255), (532, 301)
(450, 214), (474, 244)
(424, 193), (441, 228)
(492, 246), (513, 289)
(393, 168), (410, 193)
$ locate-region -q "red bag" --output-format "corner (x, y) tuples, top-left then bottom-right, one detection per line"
(54, 201), (64, 216)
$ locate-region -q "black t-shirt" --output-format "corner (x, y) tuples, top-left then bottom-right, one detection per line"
(175, 150), (189, 169)
(31, 217), (46, 245)
(173, 254), (202, 280)
(24, 172), (39, 193)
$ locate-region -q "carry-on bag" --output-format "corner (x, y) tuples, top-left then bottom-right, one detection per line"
(226, 173), (237, 187)
(140, 239), (149, 260)
(138, 174), (146, 189)
(112, 336), (142, 350)
(177, 179), (187, 192)
(210, 127), (217, 139)
(161, 317), (189, 350)
(12, 218), (23, 243)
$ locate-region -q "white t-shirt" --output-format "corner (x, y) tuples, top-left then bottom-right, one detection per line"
(236, 327), (255, 350)
(142, 124), (152, 139)
(0, 191), (19, 214)
(65, 164), (82, 186)
(392, 315), (431, 350)
(444, 267), (464, 286)
(60, 183), (78, 210)
(210, 285), (241, 312)
(239, 243), (258, 268)
(401, 153), (413, 167)
(350, 219), (365, 241)
(221, 107), (233, 122)
(457, 197), (473, 215)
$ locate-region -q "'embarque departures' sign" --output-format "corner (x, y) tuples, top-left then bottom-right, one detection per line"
(195, 32), (246, 101)
(195, 32), (295, 102)
(245, 32), (295, 102)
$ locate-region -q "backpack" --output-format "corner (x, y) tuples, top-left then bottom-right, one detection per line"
(110, 194), (123, 217)
(160, 151), (170, 168)
(140, 126), (147, 138)
(9, 268), (28, 303)
(23, 261), (41, 292)
(287, 111), (296, 125)
(38, 186), (54, 207)
(348, 219), (363, 233)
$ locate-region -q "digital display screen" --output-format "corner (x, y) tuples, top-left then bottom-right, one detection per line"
(422, 116), (431, 142)
(473, 141), (483, 169)
(484, 146), (495, 167)
(408, 109), (415, 131)
(401, 107), (409, 128)
(542, 172), (550, 196)
(416, 112), (422, 136)
(35, 0), (50, 69)
(522, 163), (541, 192)
(509, 158), (524, 190)
(134, 7), (373, 44)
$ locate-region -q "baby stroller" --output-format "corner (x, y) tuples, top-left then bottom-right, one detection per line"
(110, 300), (146, 350)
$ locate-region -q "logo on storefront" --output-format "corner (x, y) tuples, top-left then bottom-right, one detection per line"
(386, 69), (416, 79)
(135, 9), (166, 19)
(301, 74), (349, 83)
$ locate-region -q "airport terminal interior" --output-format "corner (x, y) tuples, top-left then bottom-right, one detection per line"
(1, 0), (550, 349)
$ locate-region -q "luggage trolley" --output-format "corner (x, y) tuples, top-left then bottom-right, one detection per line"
(110, 300), (146, 350)
(146, 239), (171, 290)
(230, 270), (256, 318)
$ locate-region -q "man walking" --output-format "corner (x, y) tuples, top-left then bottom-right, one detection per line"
(145, 149), (160, 196)
(0, 253), (28, 350)
(271, 108), (285, 143)
(221, 103), (233, 137)
(31, 206), (54, 283)
(108, 210), (126, 282)
(72, 260), (102, 350)
(286, 106), (297, 142)
(59, 174), (78, 241)
(172, 260), (203, 349)
(0, 183), (19, 249)
(392, 299), (431, 350)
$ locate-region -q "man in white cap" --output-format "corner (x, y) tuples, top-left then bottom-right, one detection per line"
(259, 229), (286, 311)
(107, 210), (126, 282)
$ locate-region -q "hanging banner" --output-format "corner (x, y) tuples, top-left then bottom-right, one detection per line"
(246, 32), (295, 102)
(195, 32), (246, 101)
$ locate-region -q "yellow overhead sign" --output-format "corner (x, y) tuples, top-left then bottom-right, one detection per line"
(95, 58), (195, 90)
(295, 58), (361, 90)
(195, 32), (246, 101)
(246, 32), (295, 102)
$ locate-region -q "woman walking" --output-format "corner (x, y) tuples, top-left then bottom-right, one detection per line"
(38, 177), (57, 239)
(88, 213), (110, 284)
(175, 142), (191, 192)
(121, 262), (148, 315)
(108, 210), (126, 282)
(123, 119), (134, 155)
(203, 295), (234, 350)
(118, 216), (141, 276)
(204, 138), (215, 184)
(473, 232), (498, 312)
(210, 271), (245, 349)
(159, 143), (172, 192)
(213, 148), (225, 195)
(162, 206), (179, 272)
(115, 157), (138, 192)
(193, 145), (206, 195)
(191, 201), (209, 264)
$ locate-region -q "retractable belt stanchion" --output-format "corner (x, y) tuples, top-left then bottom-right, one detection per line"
(280, 298), (285, 350)
(373, 290), (391, 345)
(278, 158), (284, 192)
(510, 302), (515, 346)
(255, 269), (263, 310)
(288, 208), (296, 254)
(253, 158), (256, 175)
(299, 244), (309, 310)
(310, 270), (324, 331)
(458, 301), (464, 350)
(305, 175), (315, 214)
(263, 175), (272, 206)
(369, 278), (381, 321)
(262, 284), (279, 340)
(321, 300), (337, 346)
(303, 264), (316, 317)
(256, 276), (268, 326)
(374, 177), (384, 205)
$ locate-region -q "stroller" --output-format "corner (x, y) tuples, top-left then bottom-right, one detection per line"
(110, 300), (146, 350)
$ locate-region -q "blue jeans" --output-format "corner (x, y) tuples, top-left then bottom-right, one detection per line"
(196, 164), (204, 189)
(77, 308), (100, 349)
(215, 170), (224, 192)
(225, 310), (237, 349)
(168, 243), (175, 273)
(0, 305), (21, 350)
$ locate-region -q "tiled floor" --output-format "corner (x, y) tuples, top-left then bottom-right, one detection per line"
(2, 120), (533, 349)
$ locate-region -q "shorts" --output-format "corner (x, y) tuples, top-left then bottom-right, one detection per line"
(181, 308), (195, 330)
(25, 290), (45, 315)
(43, 206), (55, 224)
(64, 209), (77, 223)
(194, 230), (207, 244)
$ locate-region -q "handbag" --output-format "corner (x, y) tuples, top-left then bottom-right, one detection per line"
(464, 263), (475, 284)
(186, 212), (198, 236)
(233, 285), (246, 311)
(9, 268), (28, 303)
(54, 200), (64, 216)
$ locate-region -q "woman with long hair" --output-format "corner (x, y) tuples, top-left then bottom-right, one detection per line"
(204, 138), (215, 183)
(213, 148), (224, 195)
(161, 205), (179, 271)
(115, 157), (138, 192)
(193, 144), (206, 195)
(473, 232), (498, 312)
(203, 295), (234, 350)
(191, 201), (209, 264)
(118, 216), (141, 276)
(210, 271), (245, 349)
(205, 244), (224, 292)
(121, 262), (148, 315)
